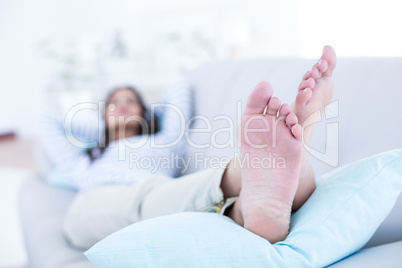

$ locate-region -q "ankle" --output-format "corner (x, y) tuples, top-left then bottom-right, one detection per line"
(220, 158), (242, 198)
(225, 198), (244, 226)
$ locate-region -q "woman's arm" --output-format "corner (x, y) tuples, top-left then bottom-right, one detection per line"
(67, 153), (155, 190)
(152, 79), (193, 149)
(38, 111), (100, 169)
(37, 110), (103, 188)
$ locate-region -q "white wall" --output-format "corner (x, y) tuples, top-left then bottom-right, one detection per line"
(0, 0), (300, 138)
(297, 0), (402, 57)
(1, 0), (401, 138)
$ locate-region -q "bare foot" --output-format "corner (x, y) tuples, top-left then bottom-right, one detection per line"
(293, 45), (337, 140)
(289, 46), (337, 211)
(238, 81), (303, 243)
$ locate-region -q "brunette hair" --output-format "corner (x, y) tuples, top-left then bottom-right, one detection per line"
(86, 86), (159, 161)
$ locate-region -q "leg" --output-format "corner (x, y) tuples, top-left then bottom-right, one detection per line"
(220, 155), (243, 225)
(64, 167), (230, 249)
(220, 155), (242, 199)
(63, 176), (172, 249)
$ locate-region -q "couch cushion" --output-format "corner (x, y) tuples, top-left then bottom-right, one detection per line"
(18, 175), (94, 268)
(85, 149), (402, 268)
(329, 241), (402, 267)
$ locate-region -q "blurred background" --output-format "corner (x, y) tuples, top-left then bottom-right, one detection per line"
(1, 0), (402, 139)
(0, 0), (401, 267)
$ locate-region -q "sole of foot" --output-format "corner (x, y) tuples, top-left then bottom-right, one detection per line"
(239, 81), (303, 243)
(293, 45), (337, 137)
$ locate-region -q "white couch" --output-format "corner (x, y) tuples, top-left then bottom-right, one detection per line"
(20, 57), (402, 267)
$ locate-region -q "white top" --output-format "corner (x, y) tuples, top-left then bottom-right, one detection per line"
(38, 79), (193, 190)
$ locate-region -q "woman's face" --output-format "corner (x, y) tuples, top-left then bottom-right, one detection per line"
(105, 88), (143, 130)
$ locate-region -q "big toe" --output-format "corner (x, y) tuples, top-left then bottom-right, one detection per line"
(244, 81), (274, 115)
(320, 45), (337, 77)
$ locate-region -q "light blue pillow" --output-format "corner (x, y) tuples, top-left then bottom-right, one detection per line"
(85, 149), (402, 268)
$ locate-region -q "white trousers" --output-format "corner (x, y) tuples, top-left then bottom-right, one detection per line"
(63, 166), (237, 249)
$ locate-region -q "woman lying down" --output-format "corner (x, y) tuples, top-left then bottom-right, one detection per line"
(39, 46), (336, 249)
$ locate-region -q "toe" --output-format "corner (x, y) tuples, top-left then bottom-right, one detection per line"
(291, 124), (302, 140)
(302, 70), (310, 80)
(278, 103), (291, 118)
(320, 45), (337, 77)
(310, 67), (320, 79)
(302, 67), (320, 81)
(315, 59), (328, 75)
(295, 88), (312, 106)
(285, 112), (298, 128)
(244, 81), (274, 115)
(266, 97), (281, 116)
(298, 78), (315, 91)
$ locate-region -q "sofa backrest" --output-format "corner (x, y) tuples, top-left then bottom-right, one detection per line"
(185, 57), (402, 177)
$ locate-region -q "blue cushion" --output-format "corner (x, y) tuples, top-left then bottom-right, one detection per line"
(85, 149), (402, 268)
